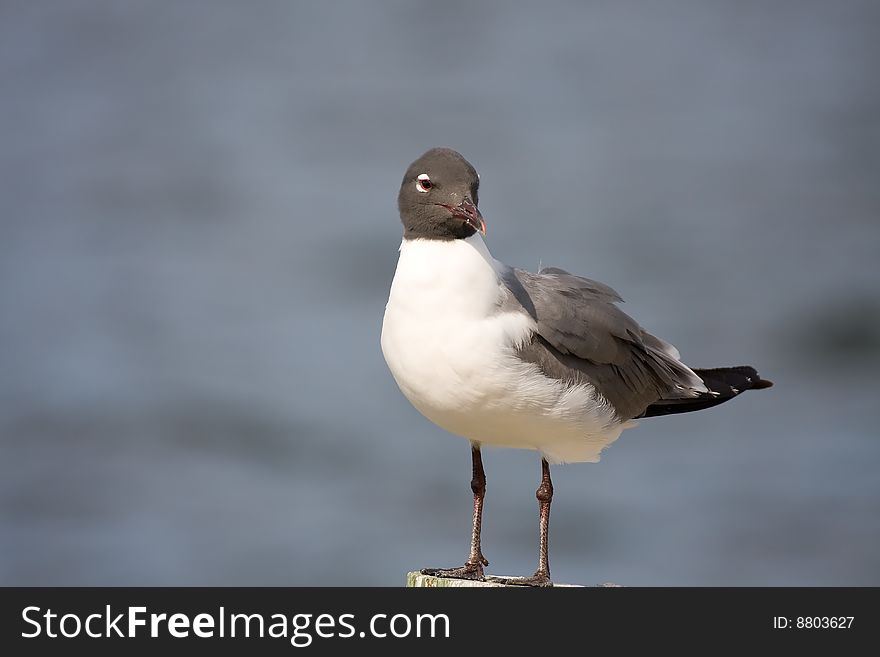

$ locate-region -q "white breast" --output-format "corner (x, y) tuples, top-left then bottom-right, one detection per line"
(380, 235), (630, 463)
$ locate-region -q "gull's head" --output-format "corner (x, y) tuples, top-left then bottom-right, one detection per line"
(398, 147), (486, 241)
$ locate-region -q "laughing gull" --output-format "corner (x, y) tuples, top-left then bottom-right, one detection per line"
(381, 147), (772, 586)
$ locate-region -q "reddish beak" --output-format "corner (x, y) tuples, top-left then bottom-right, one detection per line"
(445, 198), (486, 235)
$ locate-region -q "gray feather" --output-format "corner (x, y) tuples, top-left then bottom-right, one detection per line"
(500, 266), (707, 420)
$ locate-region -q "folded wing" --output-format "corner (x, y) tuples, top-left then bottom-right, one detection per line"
(502, 266), (708, 420)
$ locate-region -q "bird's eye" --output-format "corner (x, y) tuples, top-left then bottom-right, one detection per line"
(416, 173), (433, 193)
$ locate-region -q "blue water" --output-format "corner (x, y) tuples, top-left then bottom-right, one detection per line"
(2, 1), (879, 585)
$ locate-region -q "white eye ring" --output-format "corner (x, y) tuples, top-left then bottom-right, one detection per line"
(416, 173), (433, 193)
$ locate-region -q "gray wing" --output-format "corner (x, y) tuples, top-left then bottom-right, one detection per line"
(501, 266), (707, 420)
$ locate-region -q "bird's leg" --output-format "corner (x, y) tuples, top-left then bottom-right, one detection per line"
(466, 443), (490, 568)
(488, 458), (554, 587)
(421, 444), (488, 581)
(533, 458), (554, 584)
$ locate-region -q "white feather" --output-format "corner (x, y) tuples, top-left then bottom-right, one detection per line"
(381, 234), (633, 464)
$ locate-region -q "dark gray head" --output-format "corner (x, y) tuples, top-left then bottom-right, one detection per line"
(397, 148), (485, 241)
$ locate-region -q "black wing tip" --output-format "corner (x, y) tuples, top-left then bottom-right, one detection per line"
(737, 365), (773, 390)
(641, 365), (772, 418)
(695, 365), (774, 392)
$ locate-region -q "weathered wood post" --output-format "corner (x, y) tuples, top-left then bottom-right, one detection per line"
(406, 571), (598, 587)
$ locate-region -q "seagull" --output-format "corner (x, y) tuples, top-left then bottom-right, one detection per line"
(381, 147), (772, 586)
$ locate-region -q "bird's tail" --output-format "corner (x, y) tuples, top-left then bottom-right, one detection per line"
(640, 366), (773, 418)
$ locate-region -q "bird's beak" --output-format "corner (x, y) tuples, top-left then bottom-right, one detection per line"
(448, 197), (486, 235)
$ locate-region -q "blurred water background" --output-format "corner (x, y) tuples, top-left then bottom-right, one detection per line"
(1, 1), (879, 585)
